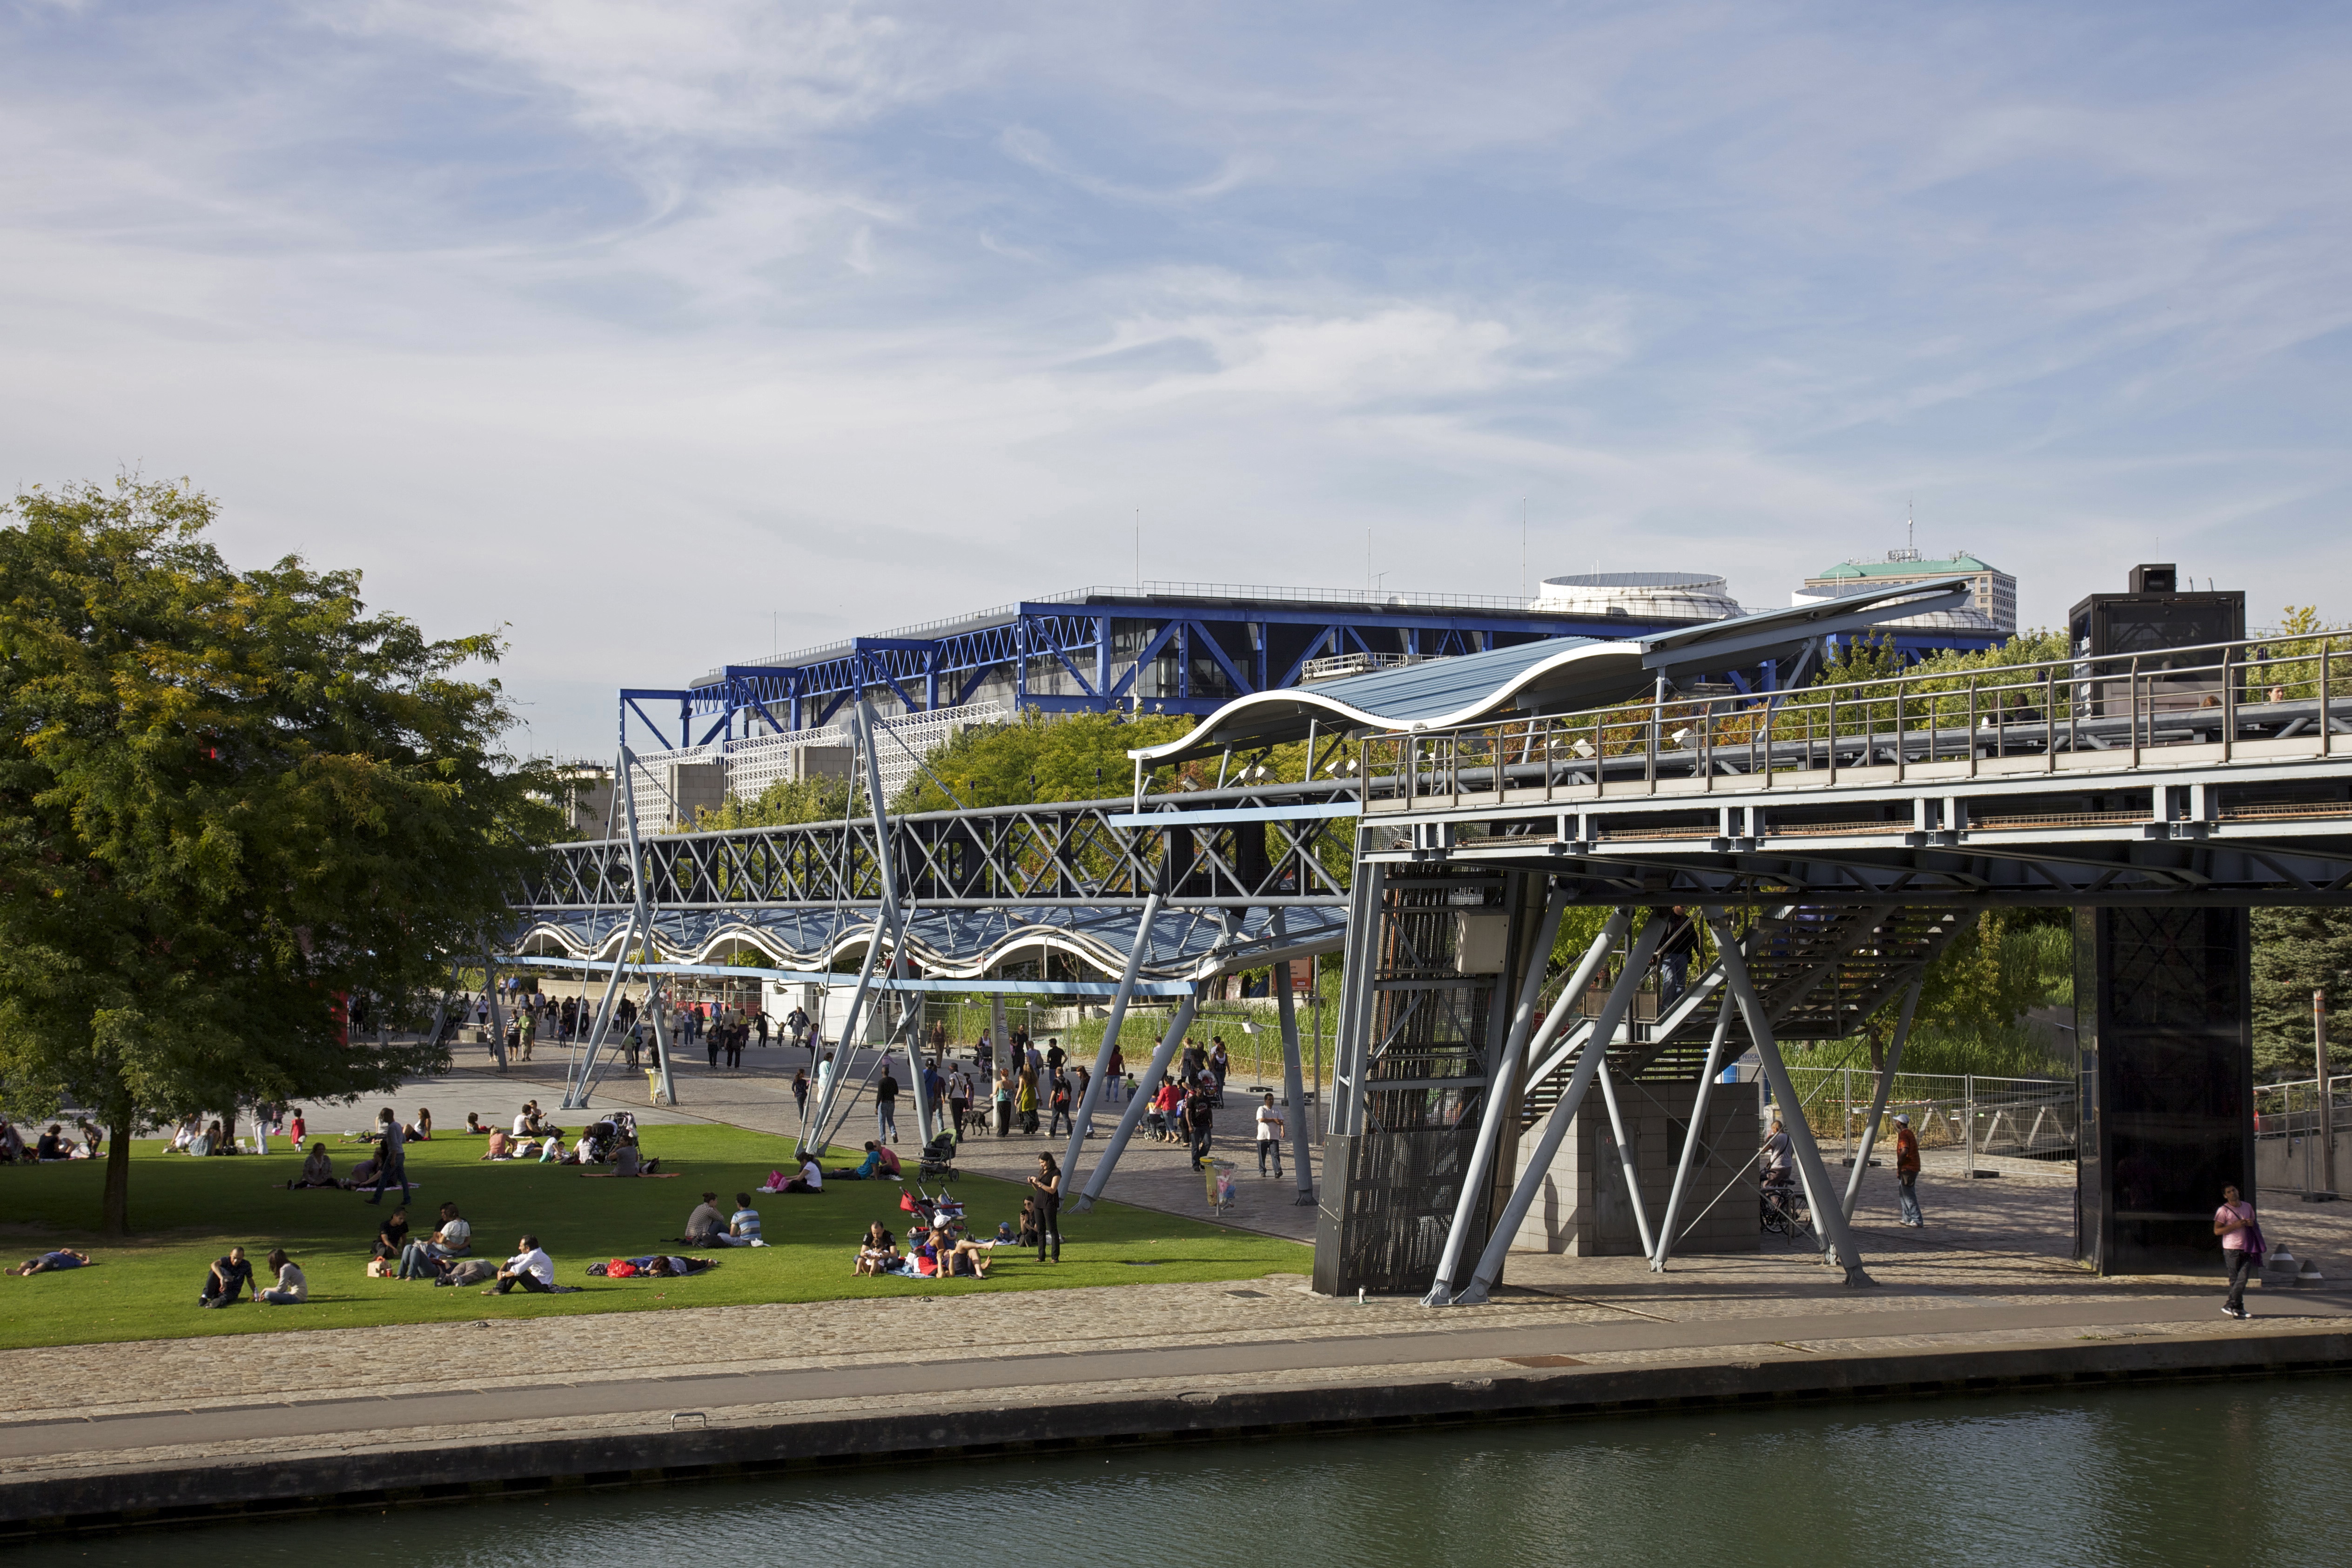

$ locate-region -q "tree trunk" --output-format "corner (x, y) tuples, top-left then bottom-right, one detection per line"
(102, 1118), (133, 1236)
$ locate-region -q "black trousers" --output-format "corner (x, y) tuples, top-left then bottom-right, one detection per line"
(491, 1272), (552, 1294)
(1189, 1124), (1212, 1168)
(2226, 1247), (2260, 1312)
(1035, 1199), (1061, 1261)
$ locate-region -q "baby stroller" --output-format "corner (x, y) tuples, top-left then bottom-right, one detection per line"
(917, 1131), (959, 1181)
(900, 1183), (968, 1243)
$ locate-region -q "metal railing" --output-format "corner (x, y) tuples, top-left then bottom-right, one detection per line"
(1776, 1067), (2077, 1165)
(1364, 632), (2352, 806)
(2256, 1074), (2348, 1198)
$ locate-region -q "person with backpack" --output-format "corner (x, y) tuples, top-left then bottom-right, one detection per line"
(2216, 1184), (2264, 1319)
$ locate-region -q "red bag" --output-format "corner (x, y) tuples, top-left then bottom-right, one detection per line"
(607, 1258), (638, 1278)
(899, 1192), (919, 1212)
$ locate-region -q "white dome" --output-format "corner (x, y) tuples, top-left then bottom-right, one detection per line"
(1537, 571), (1741, 623)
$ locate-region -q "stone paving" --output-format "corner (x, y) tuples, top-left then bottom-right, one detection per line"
(16, 1036), (2352, 1484)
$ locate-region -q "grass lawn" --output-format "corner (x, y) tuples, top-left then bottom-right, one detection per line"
(0, 1125), (1309, 1351)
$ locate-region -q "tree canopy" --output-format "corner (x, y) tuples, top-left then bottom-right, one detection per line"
(0, 478), (558, 1232)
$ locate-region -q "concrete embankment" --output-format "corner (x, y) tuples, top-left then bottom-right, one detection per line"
(8, 1327), (2352, 1540)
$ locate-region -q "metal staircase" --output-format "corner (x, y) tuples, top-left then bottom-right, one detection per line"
(1519, 904), (1965, 1124)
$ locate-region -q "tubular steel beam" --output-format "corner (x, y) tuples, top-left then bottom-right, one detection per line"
(1075, 992), (1199, 1211)
(1841, 978), (1924, 1222)
(1422, 885), (1577, 1306)
(1059, 893), (1163, 1185)
(1456, 912), (1666, 1306)
(1711, 911), (1875, 1287)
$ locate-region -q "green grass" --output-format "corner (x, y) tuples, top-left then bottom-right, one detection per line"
(0, 1125), (1309, 1350)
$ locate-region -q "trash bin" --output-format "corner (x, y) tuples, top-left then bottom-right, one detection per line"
(1206, 1158), (1237, 1215)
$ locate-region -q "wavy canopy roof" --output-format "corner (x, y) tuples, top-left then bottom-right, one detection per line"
(1130, 575), (1972, 764)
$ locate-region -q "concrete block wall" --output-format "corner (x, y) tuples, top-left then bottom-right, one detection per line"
(1507, 1077), (1757, 1257)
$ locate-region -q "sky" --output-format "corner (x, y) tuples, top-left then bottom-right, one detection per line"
(5, 1), (2349, 760)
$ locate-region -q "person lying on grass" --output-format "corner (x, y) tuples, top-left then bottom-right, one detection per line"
(11, 1249), (92, 1276)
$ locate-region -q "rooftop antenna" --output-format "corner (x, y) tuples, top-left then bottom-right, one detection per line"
(1907, 498), (1914, 555)
(1134, 508), (1140, 590)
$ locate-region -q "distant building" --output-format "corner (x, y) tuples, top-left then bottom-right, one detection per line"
(548, 765), (617, 839)
(1795, 550), (2016, 636)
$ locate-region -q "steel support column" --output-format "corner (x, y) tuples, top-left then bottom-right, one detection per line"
(1076, 992), (1200, 1211)
(1651, 989), (1735, 1272)
(1422, 885), (1575, 1305)
(1455, 912), (1666, 1306)
(1711, 913), (1876, 1286)
(1060, 893), (1162, 1184)
(1272, 911), (1316, 1206)
(1842, 978), (1924, 1221)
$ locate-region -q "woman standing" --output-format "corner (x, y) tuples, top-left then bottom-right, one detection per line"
(1028, 1153), (1062, 1263)
(1015, 1067), (1039, 1135)
(2216, 1183), (2263, 1319)
(994, 1069), (1014, 1137)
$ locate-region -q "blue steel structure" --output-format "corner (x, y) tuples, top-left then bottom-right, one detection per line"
(615, 581), (2006, 753)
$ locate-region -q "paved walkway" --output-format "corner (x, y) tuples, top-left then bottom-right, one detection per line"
(20, 1037), (2352, 1489)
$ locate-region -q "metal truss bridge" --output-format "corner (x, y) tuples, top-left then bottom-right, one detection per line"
(1311, 631), (2352, 1303)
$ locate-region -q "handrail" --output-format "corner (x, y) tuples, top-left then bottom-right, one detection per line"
(1360, 631), (2350, 802)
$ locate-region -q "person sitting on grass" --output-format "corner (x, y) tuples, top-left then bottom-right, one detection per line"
(0, 1121), (25, 1163)
(830, 1141), (899, 1180)
(485, 1235), (554, 1295)
(35, 1124), (73, 1161)
(482, 1129), (511, 1160)
(726, 1193), (763, 1247)
(11, 1249), (93, 1276)
(285, 1142), (337, 1189)
(684, 1193), (726, 1245)
(372, 1206), (411, 1265)
(854, 1222), (898, 1276)
(537, 1132), (567, 1164)
(408, 1108), (433, 1141)
(464, 1112), (488, 1135)
(398, 1203), (474, 1279)
(934, 1228), (992, 1279)
(346, 1154), (380, 1189)
(256, 1249), (307, 1305)
(782, 1155), (823, 1194)
(200, 1246), (252, 1306)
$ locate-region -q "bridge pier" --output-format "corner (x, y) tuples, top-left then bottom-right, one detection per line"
(2076, 907), (2254, 1274)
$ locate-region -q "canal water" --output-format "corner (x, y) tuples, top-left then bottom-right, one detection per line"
(65, 1378), (2352, 1567)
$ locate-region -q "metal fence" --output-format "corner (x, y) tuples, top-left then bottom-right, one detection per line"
(1776, 1067), (2077, 1165)
(2255, 1074), (2349, 1198)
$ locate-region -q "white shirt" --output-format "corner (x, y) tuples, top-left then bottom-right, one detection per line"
(436, 1218), (472, 1252)
(512, 1113), (531, 1137)
(800, 1159), (823, 1191)
(1255, 1104), (1284, 1140)
(510, 1247), (553, 1284)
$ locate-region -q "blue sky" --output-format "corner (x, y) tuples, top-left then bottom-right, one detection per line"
(5, 1), (2348, 759)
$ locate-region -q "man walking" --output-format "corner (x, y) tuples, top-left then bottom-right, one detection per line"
(1254, 1091), (1285, 1178)
(1185, 1076), (1216, 1171)
(875, 1067), (900, 1144)
(367, 1107), (411, 1205)
(1894, 1112), (1924, 1227)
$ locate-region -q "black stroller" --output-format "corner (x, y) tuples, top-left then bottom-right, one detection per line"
(916, 1131), (959, 1182)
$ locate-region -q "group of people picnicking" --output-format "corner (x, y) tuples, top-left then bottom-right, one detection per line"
(0, 1120), (102, 1164)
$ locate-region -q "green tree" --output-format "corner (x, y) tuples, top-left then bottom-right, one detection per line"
(0, 478), (557, 1233)
(891, 709), (1198, 814)
(2250, 907), (2352, 1078)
